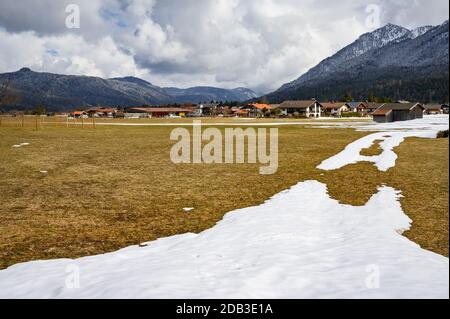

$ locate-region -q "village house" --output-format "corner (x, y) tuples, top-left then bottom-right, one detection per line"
(244, 103), (273, 117)
(197, 103), (219, 116)
(441, 104), (449, 114)
(234, 109), (250, 117)
(274, 100), (322, 118)
(70, 111), (88, 119)
(86, 107), (118, 118)
(365, 102), (385, 114)
(125, 107), (194, 118)
(347, 102), (368, 115)
(372, 103), (424, 123)
(423, 104), (444, 115)
(321, 102), (350, 117)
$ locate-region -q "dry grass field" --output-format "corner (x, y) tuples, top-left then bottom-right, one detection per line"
(0, 120), (448, 269)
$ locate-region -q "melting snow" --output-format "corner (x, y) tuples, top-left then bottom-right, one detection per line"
(1, 115), (448, 298)
(0, 181), (447, 299)
(11, 142), (30, 148)
(318, 115), (449, 171)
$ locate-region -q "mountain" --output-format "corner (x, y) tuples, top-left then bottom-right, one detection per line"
(266, 21), (449, 103)
(163, 86), (258, 103)
(411, 25), (434, 38)
(0, 69), (257, 111)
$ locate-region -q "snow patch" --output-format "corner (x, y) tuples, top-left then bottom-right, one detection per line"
(318, 116), (449, 171)
(0, 181), (447, 299)
(12, 142), (30, 148)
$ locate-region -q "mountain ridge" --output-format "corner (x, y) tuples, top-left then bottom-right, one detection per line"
(0, 68), (257, 111)
(266, 20), (449, 103)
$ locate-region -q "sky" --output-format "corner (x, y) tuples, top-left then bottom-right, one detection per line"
(0, 0), (448, 94)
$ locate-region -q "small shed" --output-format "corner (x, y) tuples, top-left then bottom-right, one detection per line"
(423, 104), (444, 115)
(372, 103), (424, 123)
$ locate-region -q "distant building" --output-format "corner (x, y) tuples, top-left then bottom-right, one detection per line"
(423, 104), (444, 115)
(70, 111), (87, 119)
(197, 103), (219, 116)
(441, 104), (449, 114)
(234, 109), (250, 117)
(244, 103), (273, 117)
(347, 102), (367, 114)
(125, 107), (193, 118)
(372, 103), (424, 123)
(364, 102), (385, 114)
(86, 107), (118, 118)
(274, 100), (322, 118)
(321, 102), (350, 117)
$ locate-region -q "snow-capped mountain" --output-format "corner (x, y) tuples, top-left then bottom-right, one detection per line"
(267, 21), (449, 103)
(411, 25), (434, 39)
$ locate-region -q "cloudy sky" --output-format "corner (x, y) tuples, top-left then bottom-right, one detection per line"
(0, 0), (448, 93)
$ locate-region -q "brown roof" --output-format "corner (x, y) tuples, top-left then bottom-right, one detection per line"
(71, 111), (86, 115)
(321, 102), (348, 110)
(248, 103), (273, 110)
(364, 102), (384, 110)
(372, 109), (392, 116)
(85, 107), (100, 113)
(97, 108), (117, 113)
(379, 103), (423, 111)
(276, 100), (317, 109)
(423, 104), (443, 110)
(372, 103), (424, 115)
(127, 107), (193, 113)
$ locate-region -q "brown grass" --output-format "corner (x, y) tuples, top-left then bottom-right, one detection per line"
(0, 114), (371, 127)
(319, 137), (449, 256)
(0, 123), (447, 269)
(360, 139), (384, 156)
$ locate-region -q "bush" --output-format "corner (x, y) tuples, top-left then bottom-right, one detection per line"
(436, 130), (449, 138)
(341, 112), (361, 118)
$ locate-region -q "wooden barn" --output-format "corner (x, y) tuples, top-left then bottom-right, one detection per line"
(364, 102), (385, 114)
(423, 104), (444, 115)
(372, 103), (425, 123)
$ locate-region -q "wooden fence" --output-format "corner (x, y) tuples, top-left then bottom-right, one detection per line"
(0, 115), (96, 129)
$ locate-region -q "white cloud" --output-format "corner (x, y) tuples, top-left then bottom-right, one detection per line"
(0, 0), (448, 93)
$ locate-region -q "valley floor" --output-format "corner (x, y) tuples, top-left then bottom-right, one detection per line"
(0, 116), (448, 298)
